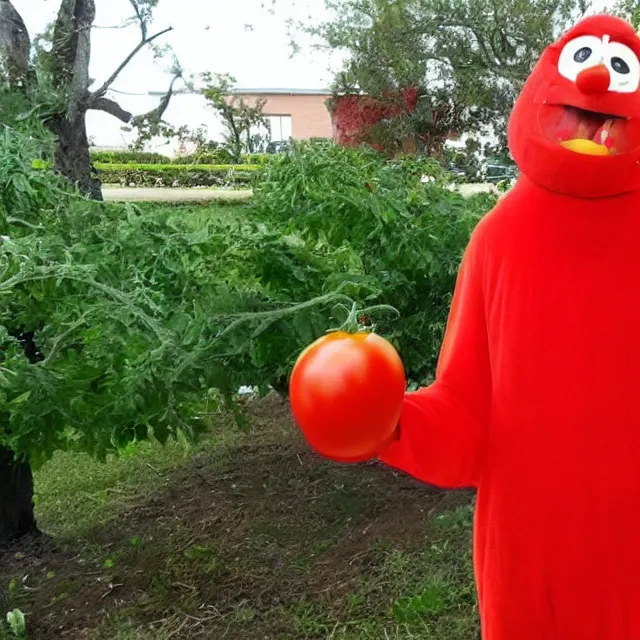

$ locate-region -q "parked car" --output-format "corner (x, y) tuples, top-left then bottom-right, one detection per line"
(484, 163), (518, 183)
(447, 164), (468, 179)
(266, 140), (290, 154)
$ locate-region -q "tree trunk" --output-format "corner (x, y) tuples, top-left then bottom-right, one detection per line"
(0, 445), (37, 546)
(48, 110), (103, 201)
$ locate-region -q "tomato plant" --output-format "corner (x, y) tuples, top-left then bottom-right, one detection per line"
(253, 140), (491, 386)
(289, 314), (406, 463)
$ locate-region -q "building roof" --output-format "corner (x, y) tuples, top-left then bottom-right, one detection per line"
(234, 88), (332, 95)
(148, 87), (332, 97)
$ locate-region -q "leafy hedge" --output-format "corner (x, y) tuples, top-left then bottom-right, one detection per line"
(90, 150), (172, 165)
(96, 163), (262, 188)
(251, 140), (495, 385)
(91, 149), (270, 166)
(2, 131), (306, 465)
(3, 131), (496, 474)
(172, 149), (236, 165)
(242, 153), (270, 165)
(157, 152), (270, 166)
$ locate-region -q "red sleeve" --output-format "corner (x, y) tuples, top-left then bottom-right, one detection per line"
(377, 225), (491, 488)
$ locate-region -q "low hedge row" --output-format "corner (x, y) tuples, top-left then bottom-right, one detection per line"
(172, 152), (271, 165)
(242, 153), (271, 165)
(95, 163), (262, 188)
(171, 151), (235, 165)
(91, 150), (271, 166)
(91, 150), (172, 165)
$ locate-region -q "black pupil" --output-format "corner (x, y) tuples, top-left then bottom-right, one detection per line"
(612, 56), (630, 74)
(574, 47), (592, 63)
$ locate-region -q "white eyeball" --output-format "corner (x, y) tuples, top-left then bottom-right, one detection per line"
(558, 35), (640, 94)
(558, 35), (604, 82)
(606, 41), (640, 93)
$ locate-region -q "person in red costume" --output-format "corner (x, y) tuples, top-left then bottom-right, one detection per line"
(376, 13), (640, 640)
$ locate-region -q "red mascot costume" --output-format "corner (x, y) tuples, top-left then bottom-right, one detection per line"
(377, 14), (640, 640)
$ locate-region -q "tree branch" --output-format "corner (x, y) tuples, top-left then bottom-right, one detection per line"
(49, 0), (96, 119)
(0, 0), (31, 83)
(133, 71), (181, 125)
(68, 12), (93, 119)
(90, 25), (173, 100)
(129, 0), (147, 40)
(88, 96), (132, 122)
(154, 72), (181, 118)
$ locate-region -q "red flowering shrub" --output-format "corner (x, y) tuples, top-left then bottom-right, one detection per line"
(331, 88), (419, 149)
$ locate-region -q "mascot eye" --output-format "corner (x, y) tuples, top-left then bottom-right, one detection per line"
(611, 57), (630, 74)
(606, 42), (640, 93)
(559, 35), (604, 82)
(574, 47), (592, 63)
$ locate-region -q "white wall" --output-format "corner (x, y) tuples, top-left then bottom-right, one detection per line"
(87, 92), (297, 156)
(87, 92), (230, 156)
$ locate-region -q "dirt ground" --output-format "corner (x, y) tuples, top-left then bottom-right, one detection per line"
(102, 187), (254, 203)
(100, 184), (500, 204)
(0, 396), (477, 640)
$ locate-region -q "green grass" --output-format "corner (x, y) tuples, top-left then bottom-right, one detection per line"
(5, 202), (478, 639)
(95, 163), (262, 172)
(132, 201), (259, 231)
(6, 398), (478, 640)
(133, 200), (249, 215)
(34, 428), (239, 539)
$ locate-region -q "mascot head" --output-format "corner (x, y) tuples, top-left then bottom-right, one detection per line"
(508, 14), (640, 198)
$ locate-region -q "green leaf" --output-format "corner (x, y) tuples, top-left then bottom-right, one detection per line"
(6, 609), (26, 636)
(186, 227), (212, 245)
(184, 544), (216, 560)
(7, 578), (18, 600)
(9, 392), (31, 406)
(129, 535), (143, 548)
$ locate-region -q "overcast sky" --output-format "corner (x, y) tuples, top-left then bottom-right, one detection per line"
(12, 0), (619, 151)
(16, 0), (341, 94)
(15, 0), (619, 97)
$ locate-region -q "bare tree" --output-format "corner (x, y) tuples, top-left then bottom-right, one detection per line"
(0, 0), (180, 199)
(0, 0), (30, 83)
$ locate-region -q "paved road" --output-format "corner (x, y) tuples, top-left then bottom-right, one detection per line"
(102, 187), (254, 203)
(101, 183), (504, 204)
(457, 183), (502, 197)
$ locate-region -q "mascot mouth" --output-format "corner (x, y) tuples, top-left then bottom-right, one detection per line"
(540, 104), (638, 156)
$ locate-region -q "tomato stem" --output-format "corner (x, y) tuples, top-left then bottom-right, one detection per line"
(360, 304), (400, 318)
(327, 302), (400, 334)
(344, 302), (361, 333)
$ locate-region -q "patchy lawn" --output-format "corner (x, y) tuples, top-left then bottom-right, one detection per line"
(101, 187), (253, 204)
(0, 395), (478, 639)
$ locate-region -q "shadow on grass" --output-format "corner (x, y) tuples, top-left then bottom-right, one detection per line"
(1, 395), (478, 640)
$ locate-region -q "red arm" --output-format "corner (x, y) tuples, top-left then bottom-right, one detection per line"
(378, 225), (492, 488)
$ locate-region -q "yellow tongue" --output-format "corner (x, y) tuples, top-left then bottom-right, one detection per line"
(560, 138), (610, 156)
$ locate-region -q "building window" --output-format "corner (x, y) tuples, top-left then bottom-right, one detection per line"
(249, 115), (293, 152)
(267, 115), (292, 141)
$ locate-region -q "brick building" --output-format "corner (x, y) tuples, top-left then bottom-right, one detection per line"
(230, 88), (333, 141)
(87, 87), (334, 154)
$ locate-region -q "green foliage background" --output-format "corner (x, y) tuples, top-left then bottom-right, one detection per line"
(284, 0), (590, 156)
(90, 150), (269, 166)
(96, 163), (261, 188)
(1, 129), (494, 469)
(252, 141), (492, 384)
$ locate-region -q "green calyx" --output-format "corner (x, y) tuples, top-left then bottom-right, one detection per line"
(327, 302), (400, 335)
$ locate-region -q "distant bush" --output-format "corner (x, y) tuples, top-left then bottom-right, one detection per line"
(91, 149), (271, 167)
(242, 153), (270, 165)
(2, 126), (314, 478)
(90, 150), (172, 165)
(96, 163), (261, 188)
(173, 148), (237, 165)
(251, 140), (495, 384)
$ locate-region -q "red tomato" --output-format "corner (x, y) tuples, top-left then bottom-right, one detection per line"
(289, 331), (406, 463)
